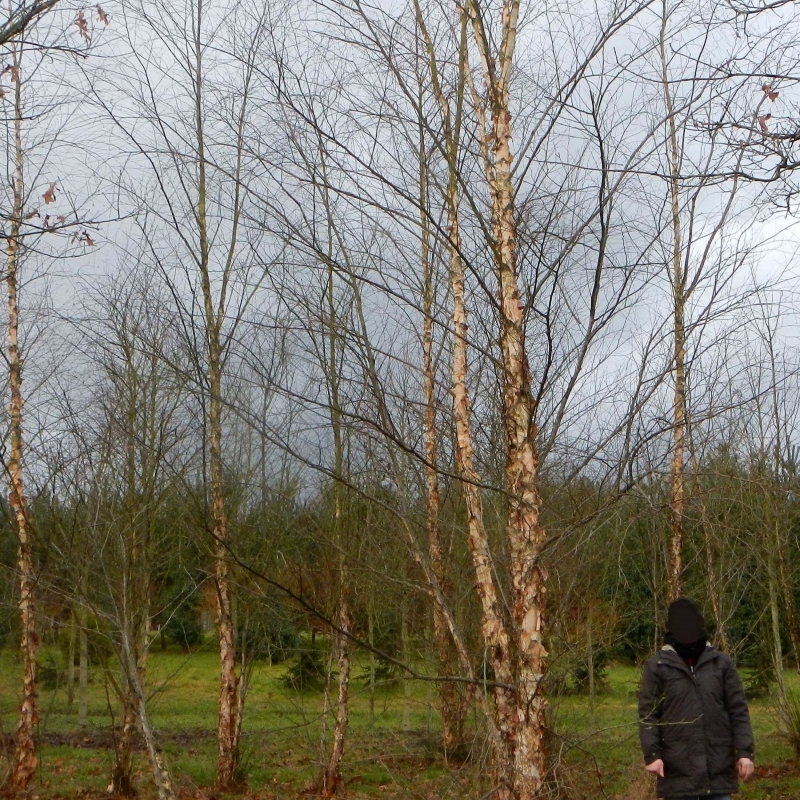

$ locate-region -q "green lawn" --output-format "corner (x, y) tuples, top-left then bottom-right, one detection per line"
(0, 644), (796, 799)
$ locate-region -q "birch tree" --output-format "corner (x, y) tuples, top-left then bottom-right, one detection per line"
(0, 3), (99, 785)
(90, 0), (273, 786)
(2, 31), (37, 793)
(78, 272), (188, 798)
(460, 2), (552, 792)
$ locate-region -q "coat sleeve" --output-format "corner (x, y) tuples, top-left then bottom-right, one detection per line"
(638, 657), (663, 764)
(723, 658), (755, 760)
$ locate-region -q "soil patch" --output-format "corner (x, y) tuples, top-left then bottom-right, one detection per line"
(0, 727), (217, 752)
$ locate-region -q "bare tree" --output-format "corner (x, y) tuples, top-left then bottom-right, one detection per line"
(88, 0), (274, 786)
(2, 31), (37, 793)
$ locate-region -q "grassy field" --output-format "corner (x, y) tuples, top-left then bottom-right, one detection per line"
(0, 642), (797, 799)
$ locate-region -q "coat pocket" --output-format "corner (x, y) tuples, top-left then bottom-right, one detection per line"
(662, 739), (691, 778)
(706, 735), (735, 778)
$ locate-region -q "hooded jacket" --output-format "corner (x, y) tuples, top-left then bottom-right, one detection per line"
(638, 644), (754, 798)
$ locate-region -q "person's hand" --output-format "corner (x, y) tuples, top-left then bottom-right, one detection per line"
(738, 757), (754, 781)
(645, 759), (664, 778)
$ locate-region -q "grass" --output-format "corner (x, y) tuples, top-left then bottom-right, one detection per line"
(0, 642), (797, 799)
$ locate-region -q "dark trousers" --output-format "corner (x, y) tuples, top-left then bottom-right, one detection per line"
(671, 796), (731, 800)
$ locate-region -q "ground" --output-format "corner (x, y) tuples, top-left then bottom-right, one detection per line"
(0, 644), (797, 799)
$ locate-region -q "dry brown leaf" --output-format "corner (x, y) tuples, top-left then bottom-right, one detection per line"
(758, 113), (771, 133)
(96, 5), (109, 24)
(75, 10), (90, 42)
(762, 82), (779, 102)
(0, 64), (17, 83)
(42, 182), (56, 204)
(24, 209), (38, 220)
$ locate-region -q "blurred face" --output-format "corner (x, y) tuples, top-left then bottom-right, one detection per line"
(667, 599), (704, 644)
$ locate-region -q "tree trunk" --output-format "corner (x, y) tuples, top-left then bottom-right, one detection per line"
(705, 526), (730, 652)
(447, 117), (515, 800)
(660, 0), (686, 603)
(78, 608), (89, 728)
(318, 645), (333, 768)
(401, 605), (411, 732)
(465, 0), (550, 794)
(769, 521), (788, 724)
(587, 608), (596, 733)
(4, 41), (39, 791)
(191, 17), (240, 784)
(418, 0), (515, 781)
(368, 594), (376, 727)
(212, 438), (240, 789)
(66, 610), (77, 714)
(415, 67), (464, 757)
(321, 600), (351, 797)
(123, 627), (176, 800)
(777, 544), (800, 673)
(318, 169), (350, 797)
(417, 3), (524, 792)
(111, 691), (138, 796)
(691, 452), (730, 652)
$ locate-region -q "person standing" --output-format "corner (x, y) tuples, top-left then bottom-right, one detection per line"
(638, 597), (755, 799)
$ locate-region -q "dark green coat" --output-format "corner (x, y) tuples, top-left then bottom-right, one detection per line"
(638, 645), (754, 798)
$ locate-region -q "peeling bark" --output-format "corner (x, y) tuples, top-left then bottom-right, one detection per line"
(122, 625), (176, 800)
(191, 11), (241, 785)
(111, 693), (138, 796)
(317, 158), (350, 796)
(465, 0), (548, 794)
(660, 0), (686, 603)
(415, 2), (515, 771)
(321, 602), (351, 797)
(4, 41), (39, 793)
(210, 375), (240, 788)
(415, 74), (464, 756)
